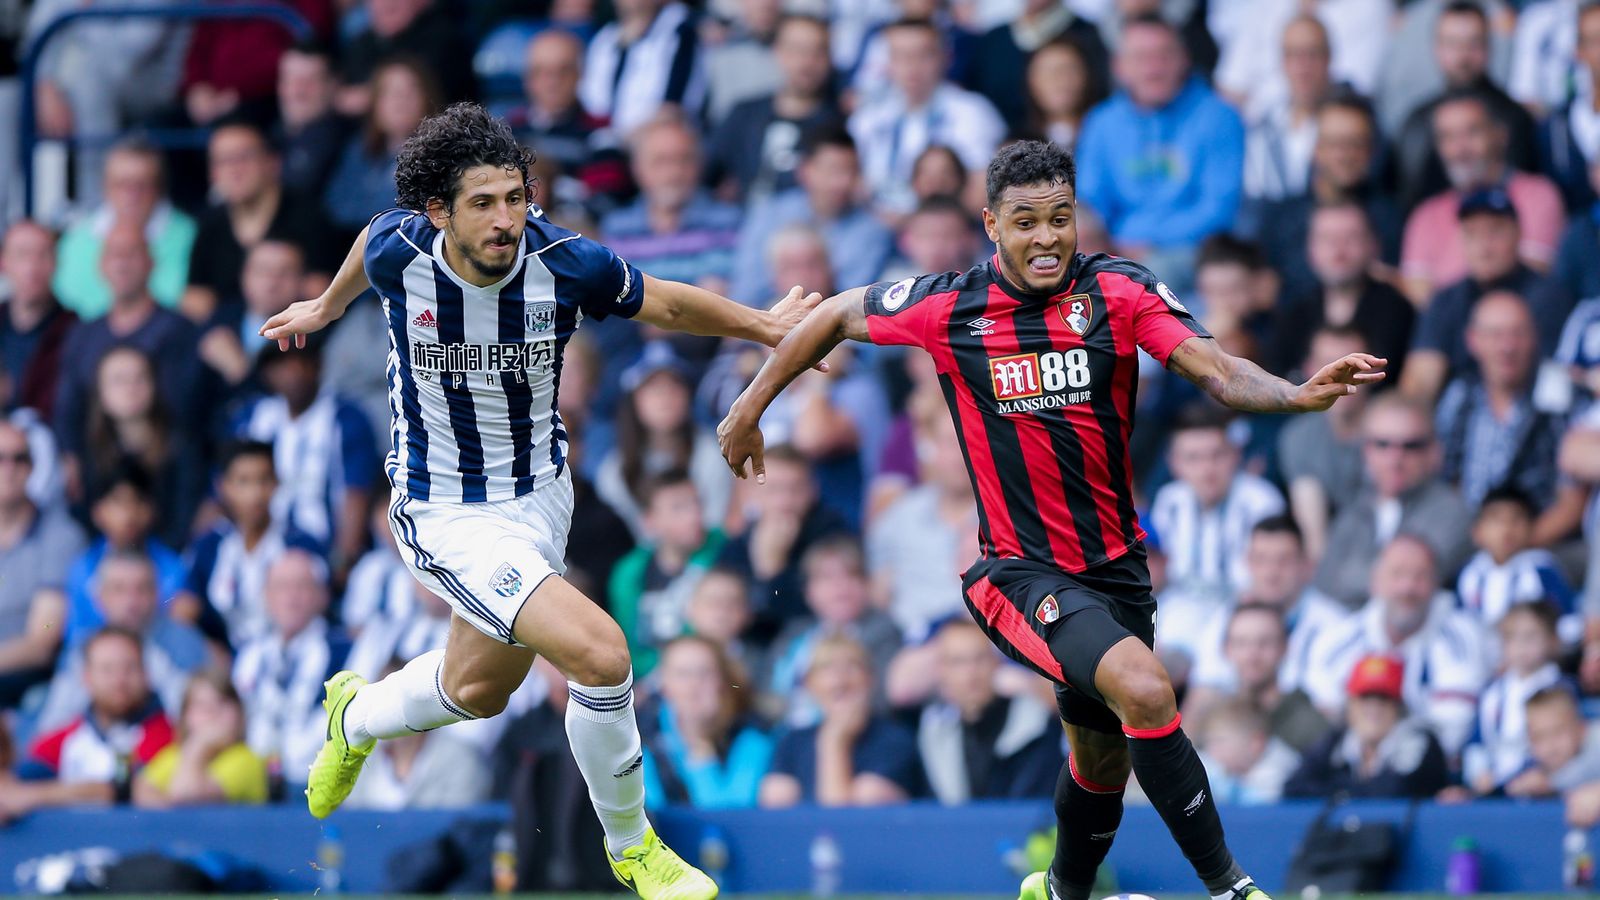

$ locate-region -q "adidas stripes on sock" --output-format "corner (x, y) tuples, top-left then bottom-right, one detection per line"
(565, 671), (650, 858)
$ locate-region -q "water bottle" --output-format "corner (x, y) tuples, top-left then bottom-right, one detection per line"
(1445, 836), (1480, 895)
(809, 831), (842, 898)
(492, 825), (517, 894)
(1564, 828), (1595, 891)
(699, 825), (730, 885)
(317, 824), (344, 895)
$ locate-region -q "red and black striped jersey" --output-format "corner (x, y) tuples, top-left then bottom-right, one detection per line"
(864, 253), (1210, 573)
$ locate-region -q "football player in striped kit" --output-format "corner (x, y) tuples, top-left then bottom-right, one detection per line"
(262, 103), (820, 899)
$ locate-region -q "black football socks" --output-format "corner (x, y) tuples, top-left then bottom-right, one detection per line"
(1050, 755), (1127, 900)
(1124, 714), (1246, 896)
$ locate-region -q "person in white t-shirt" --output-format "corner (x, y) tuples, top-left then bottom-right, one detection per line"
(1304, 534), (1493, 755)
(847, 18), (1004, 214)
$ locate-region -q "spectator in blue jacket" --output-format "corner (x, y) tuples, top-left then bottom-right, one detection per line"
(641, 635), (774, 809)
(1074, 14), (1244, 294)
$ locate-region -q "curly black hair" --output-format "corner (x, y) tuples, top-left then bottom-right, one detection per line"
(394, 102), (535, 212)
(985, 139), (1076, 208)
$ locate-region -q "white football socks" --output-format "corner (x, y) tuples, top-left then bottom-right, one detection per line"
(1210, 876), (1256, 900)
(343, 649), (477, 745)
(565, 670), (650, 859)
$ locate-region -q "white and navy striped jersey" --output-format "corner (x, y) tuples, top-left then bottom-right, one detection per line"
(1303, 593), (1493, 756)
(1456, 548), (1581, 643)
(366, 207), (644, 503)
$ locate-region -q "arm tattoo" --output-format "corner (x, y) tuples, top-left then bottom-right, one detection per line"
(1167, 339), (1301, 413)
(1211, 356), (1301, 413)
(836, 287), (872, 343)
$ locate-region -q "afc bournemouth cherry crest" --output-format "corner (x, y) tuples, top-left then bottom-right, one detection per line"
(1057, 293), (1093, 336)
(1037, 594), (1060, 624)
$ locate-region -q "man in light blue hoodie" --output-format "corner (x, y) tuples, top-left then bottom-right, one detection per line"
(1076, 13), (1245, 294)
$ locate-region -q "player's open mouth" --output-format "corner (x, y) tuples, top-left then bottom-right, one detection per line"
(486, 240), (513, 252)
(1028, 255), (1060, 274)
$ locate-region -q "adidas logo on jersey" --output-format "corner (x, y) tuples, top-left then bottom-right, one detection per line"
(412, 309), (438, 329)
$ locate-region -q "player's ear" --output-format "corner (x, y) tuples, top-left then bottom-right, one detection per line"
(424, 198), (451, 229)
(981, 208), (999, 243)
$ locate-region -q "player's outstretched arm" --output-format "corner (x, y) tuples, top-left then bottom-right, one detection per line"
(1166, 336), (1387, 414)
(636, 275), (824, 347)
(260, 225), (372, 350)
(717, 287), (871, 481)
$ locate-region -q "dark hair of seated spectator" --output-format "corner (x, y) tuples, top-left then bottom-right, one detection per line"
(82, 347), (199, 545)
(800, 124), (857, 164)
(911, 145), (967, 208)
(759, 633), (922, 807)
(1470, 484), (1540, 566)
(90, 463), (160, 551)
(615, 346), (698, 511)
(1023, 37), (1107, 149)
(1195, 234), (1274, 362)
(133, 668), (268, 807)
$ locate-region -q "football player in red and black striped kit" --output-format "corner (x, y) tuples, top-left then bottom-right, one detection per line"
(719, 141), (1386, 900)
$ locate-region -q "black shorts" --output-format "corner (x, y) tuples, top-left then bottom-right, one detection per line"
(961, 546), (1157, 735)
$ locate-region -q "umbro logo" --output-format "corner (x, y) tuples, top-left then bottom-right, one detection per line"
(412, 309), (438, 329)
(969, 317), (996, 336)
(1183, 790), (1206, 815)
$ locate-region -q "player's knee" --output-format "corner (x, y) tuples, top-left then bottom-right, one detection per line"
(567, 621), (632, 687)
(451, 678), (513, 718)
(1109, 668), (1177, 730)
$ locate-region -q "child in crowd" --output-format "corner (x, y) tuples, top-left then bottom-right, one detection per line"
(609, 470), (728, 678)
(1195, 699), (1301, 805)
(682, 566), (760, 685)
(1519, 687), (1600, 806)
(134, 669), (269, 807)
(185, 441), (319, 648)
(1455, 486), (1579, 644)
(764, 535), (902, 726)
(64, 465), (188, 645)
(1463, 602), (1572, 794)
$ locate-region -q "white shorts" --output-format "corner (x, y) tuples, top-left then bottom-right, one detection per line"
(387, 471), (574, 645)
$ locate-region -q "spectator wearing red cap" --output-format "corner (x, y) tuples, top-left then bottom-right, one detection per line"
(1283, 654), (1451, 799)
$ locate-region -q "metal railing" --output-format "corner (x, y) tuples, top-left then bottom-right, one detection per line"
(19, 2), (314, 216)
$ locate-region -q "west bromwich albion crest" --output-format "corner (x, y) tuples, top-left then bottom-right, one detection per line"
(525, 300), (556, 333)
(491, 563), (524, 598)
